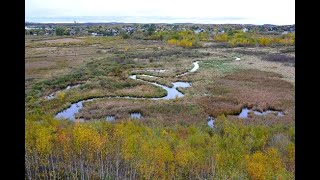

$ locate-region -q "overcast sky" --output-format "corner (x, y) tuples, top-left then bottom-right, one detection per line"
(26, 0), (295, 25)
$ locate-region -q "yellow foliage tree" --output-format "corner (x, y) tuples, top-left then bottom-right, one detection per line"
(35, 126), (53, 158)
(73, 124), (103, 159)
(259, 38), (271, 46)
(179, 39), (193, 48)
(167, 39), (178, 45)
(214, 34), (228, 42)
(57, 91), (65, 100)
(245, 148), (286, 180)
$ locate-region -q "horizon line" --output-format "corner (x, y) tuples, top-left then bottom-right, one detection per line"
(25, 16), (294, 26)
(25, 21), (295, 26)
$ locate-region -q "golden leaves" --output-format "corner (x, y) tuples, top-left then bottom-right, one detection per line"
(25, 114), (294, 179)
(73, 124), (103, 155)
(57, 91), (65, 100)
(35, 126), (53, 157)
(246, 148), (286, 180)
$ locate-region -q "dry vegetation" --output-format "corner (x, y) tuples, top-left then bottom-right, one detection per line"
(25, 33), (295, 179)
(25, 34), (295, 127)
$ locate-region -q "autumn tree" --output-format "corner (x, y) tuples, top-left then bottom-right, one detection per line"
(55, 26), (65, 36)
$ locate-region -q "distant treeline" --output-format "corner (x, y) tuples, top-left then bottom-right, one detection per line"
(25, 23), (295, 48)
(214, 30), (294, 47)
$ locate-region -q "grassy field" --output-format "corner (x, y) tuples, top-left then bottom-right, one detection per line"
(25, 34), (295, 179)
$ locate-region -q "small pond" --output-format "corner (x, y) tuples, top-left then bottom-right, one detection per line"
(106, 115), (116, 121)
(130, 112), (142, 119)
(238, 108), (284, 118)
(207, 116), (215, 128)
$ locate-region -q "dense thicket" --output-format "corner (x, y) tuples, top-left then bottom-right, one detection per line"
(26, 114), (295, 179)
(214, 31), (295, 47)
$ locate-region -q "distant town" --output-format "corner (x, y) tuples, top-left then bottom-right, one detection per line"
(25, 22), (295, 37)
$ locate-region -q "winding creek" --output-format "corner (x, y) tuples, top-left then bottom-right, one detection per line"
(176, 61), (199, 77)
(54, 60), (285, 127)
(129, 75), (191, 100)
(46, 84), (81, 100)
(55, 61), (199, 120)
(56, 99), (95, 121)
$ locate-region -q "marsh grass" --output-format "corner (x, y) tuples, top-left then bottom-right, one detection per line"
(279, 47), (295, 53)
(26, 35), (294, 127)
(201, 58), (238, 74)
(136, 75), (173, 88)
(262, 53), (295, 63)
